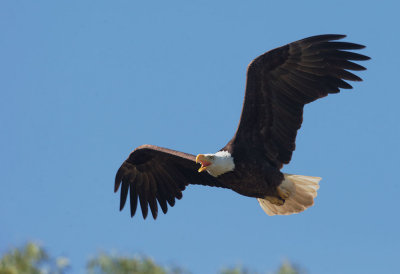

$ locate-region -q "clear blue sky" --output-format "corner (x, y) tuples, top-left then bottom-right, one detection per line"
(1, 1), (399, 273)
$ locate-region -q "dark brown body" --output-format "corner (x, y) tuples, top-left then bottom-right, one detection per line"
(218, 144), (284, 198)
(216, 167), (283, 198)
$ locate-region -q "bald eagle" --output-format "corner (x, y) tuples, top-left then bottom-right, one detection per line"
(115, 34), (369, 219)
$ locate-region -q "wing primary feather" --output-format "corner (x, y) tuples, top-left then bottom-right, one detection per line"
(158, 186), (176, 207)
(129, 178), (138, 217)
(286, 59), (325, 68)
(289, 68), (325, 84)
(156, 193), (168, 214)
(326, 77), (354, 89)
(299, 34), (346, 44)
(155, 165), (177, 206)
(282, 73), (321, 98)
(329, 69), (363, 81)
(294, 65), (327, 76)
(158, 164), (182, 198)
(167, 164), (189, 190)
(299, 55), (324, 62)
(146, 173), (159, 219)
(327, 59), (367, 71)
(268, 78), (306, 104)
(114, 165), (124, 192)
(166, 195), (176, 207)
(280, 76), (318, 102)
(138, 173), (149, 219)
(327, 50), (371, 61)
(278, 65), (319, 83)
(312, 41), (366, 50)
(148, 196), (158, 219)
(120, 179), (129, 211)
(150, 170), (169, 214)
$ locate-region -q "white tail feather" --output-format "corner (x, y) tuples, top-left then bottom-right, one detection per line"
(257, 174), (322, 216)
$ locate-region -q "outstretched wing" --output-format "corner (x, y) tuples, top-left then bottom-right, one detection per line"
(230, 34), (369, 168)
(115, 145), (223, 219)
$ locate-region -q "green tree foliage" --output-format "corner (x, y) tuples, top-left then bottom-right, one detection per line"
(277, 261), (300, 274)
(0, 242), (69, 274)
(1, 242), (302, 274)
(220, 265), (253, 274)
(86, 253), (186, 274)
(220, 261), (300, 274)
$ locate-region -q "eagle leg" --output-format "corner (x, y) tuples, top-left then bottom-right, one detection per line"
(265, 195), (285, 206)
(264, 185), (292, 206)
(277, 185), (291, 199)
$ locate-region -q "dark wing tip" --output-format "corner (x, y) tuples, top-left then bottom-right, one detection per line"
(363, 55), (371, 60)
(348, 43), (366, 49)
(114, 166), (123, 193)
(356, 44), (366, 49)
(150, 206), (158, 220)
(301, 34), (346, 44)
(138, 180), (149, 220)
(119, 181), (129, 211)
(129, 181), (138, 217)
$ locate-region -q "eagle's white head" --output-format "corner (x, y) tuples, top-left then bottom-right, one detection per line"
(195, 151), (235, 177)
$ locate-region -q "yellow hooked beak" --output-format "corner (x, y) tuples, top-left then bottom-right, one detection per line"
(196, 154), (212, 172)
